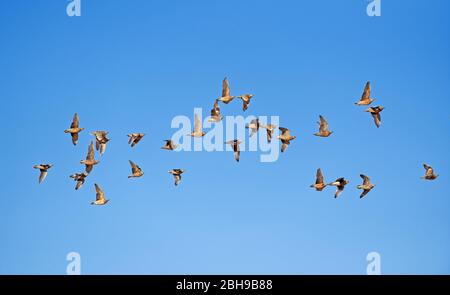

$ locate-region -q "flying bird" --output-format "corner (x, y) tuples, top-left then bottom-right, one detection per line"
(217, 77), (235, 104)
(422, 164), (438, 180)
(91, 183), (109, 205)
(190, 114), (206, 137)
(161, 139), (177, 150)
(246, 119), (260, 137)
(237, 94), (253, 111)
(225, 139), (242, 162)
(261, 124), (277, 143)
(64, 113), (84, 145)
(310, 168), (327, 191)
(168, 169), (185, 186)
(328, 177), (349, 198)
(80, 141), (99, 173)
(355, 81), (376, 106)
(277, 127), (296, 152)
(357, 174), (375, 198)
(208, 99), (223, 122)
(70, 172), (88, 190)
(33, 164), (53, 184)
(127, 133), (145, 147)
(365, 106), (384, 128)
(128, 160), (144, 178)
(314, 115), (333, 137)
(91, 131), (110, 155)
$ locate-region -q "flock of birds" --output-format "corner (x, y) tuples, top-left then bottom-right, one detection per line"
(32, 79), (439, 204)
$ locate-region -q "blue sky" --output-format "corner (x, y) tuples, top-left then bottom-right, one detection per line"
(0, 0), (449, 274)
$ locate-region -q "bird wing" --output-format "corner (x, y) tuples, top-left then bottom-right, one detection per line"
(281, 128), (291, 137)
(71, 132), (79, 145)
(164, 140), (174, 149)
(424, 164), (434, 176)
(129, 160), (138, 173)
(234, 150), (240, 162)
(39, 170), (47, 183)
(95, 184), (105, 201)
(211, 101), (220, 116)
(360, 174), (370, 185)
(222, 77), (230, 97)
(423, 164), (432, 174)
(213, 99), (220, 111)
(266, 129), (273, 143)
(281, 142), (289, 152)
(71, 113), (79, 128)
(319, 115), (328, 132)
(128, 134), (134, 144)
(194, 114), (202, 133)
(99, 143), (107, 155)
(316, 168), (324, 184)
(360, 189), (370, 198)
(75, 180), (84, 190)
(86, 141), (95, 160)
(242, 100), (249, 111)
(361, 81), (371, 100)
(373, 113), (381, 128)
(174, 174), (181, 185)
(335, 188), (343, 198)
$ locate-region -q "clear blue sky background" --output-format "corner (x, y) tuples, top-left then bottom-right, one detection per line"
(0, 0), (449, 274)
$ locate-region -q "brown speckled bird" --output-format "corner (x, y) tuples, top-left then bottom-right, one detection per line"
(328, 177), (349, 198)
(91, 183), (109, 205)
(70, 172), (88, 190)
(314, 115), (333, 137)
(33, 164), (53, 184)
(64, 113), (84, 145)
(217, 77), (235, 104)
(237, 94), (253, 111)
(355, 81), (376, 106)
(261, 124), (277, 143)
(168, 169), (185, 186)
(365, 106), (384, 128)
(128, 160), (144, 178)
(208, 99), (223, 122)
(422, 164), (438, 180)
(190, 114), (206, 137)
(277, 127), (296, 152)
(310, 168), (327, 191)
(246, 119), (260, 137)
(80, 141), (99, 173)
(91, 131), (110, 155)
(161, 139), (177, 150)
(357, 174), (375, 198)
(127, 133), (145, 147)
(225, 139), (242, 162)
